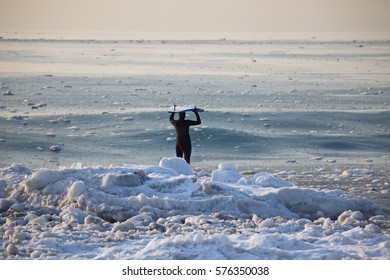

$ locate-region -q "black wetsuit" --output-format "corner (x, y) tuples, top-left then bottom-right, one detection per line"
(169, 111), (201, 164)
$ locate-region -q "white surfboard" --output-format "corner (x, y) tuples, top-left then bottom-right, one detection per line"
(168, 106), (204, 113)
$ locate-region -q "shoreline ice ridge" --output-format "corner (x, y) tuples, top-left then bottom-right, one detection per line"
(1, 158), (389, 260)
(1, 158), (384, 223)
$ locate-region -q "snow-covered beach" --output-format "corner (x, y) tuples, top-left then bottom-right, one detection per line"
(0, 32), (389, 259)
(0, 159), (389, 259)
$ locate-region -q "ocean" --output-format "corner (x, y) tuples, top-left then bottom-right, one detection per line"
(0, 31), (389, 260)
(1, 31), (389, 168)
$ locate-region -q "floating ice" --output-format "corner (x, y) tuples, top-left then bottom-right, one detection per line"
(341, 169), (374, 177)
(49, 145), (61, 152)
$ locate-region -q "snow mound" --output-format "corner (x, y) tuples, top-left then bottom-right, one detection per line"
(248, 172), (293, 188)
(24, 169), (63, 192)
(212, 163), (243, 183)
(0, 162), (388, 260)
(159, 157), (193, 175)
(67, 180), (87, 201)
(101, 171), (146, 189)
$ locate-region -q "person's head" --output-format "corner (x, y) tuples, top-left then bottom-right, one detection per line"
(179, 112), (186, 120)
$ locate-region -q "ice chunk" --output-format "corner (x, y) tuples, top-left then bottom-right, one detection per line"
(112, 219), (136, 232)
(258, 218), (276, 228)
(67, 181), (86, 201)
(24, 169), (62, 192)
(365, 224), (382, 234)
(250, 172), (293, 188)
(0, 199), (14, 212)
(218, 163), (237, 170)
(60, 207), (88, 224)
(338, 210), (364, 225)
(212, 163), (242, 183)
(159, 157), (193, 175)
(28, 216), (48, 226)
(341, 169), (374, 177)
(6, 244), (18, 255)
(101, 172), (146, 189)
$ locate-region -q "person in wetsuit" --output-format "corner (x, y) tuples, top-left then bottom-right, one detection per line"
(169, 110), (201, 164)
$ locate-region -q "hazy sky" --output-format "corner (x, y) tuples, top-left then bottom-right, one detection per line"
(0, 0), (389, 33)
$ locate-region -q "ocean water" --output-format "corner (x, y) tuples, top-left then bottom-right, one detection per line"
(1, 32), (390, 261)
(0, 31), (389, 210)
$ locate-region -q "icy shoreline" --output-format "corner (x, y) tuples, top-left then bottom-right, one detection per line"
(1, 158), (389, 260)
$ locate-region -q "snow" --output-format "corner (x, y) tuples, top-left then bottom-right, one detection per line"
(212, 163), (243, 183)
(0, 159), (389, 260)
(159, 157), (193, 176)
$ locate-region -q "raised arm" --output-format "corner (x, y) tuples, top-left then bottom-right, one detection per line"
(195, 111), (201, 124)
(169, 112), (175, 125)
(188, 111), (201, 126)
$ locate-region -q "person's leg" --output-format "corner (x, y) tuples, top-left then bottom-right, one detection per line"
(176, 143), (183, 158)
(182, 139), (192, 164)
(184, 149), (191, 164)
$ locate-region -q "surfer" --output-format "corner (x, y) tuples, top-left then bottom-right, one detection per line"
(169, 110), (201, 164)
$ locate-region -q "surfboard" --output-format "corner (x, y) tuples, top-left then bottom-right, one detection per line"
(168, 106), (204, 113)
